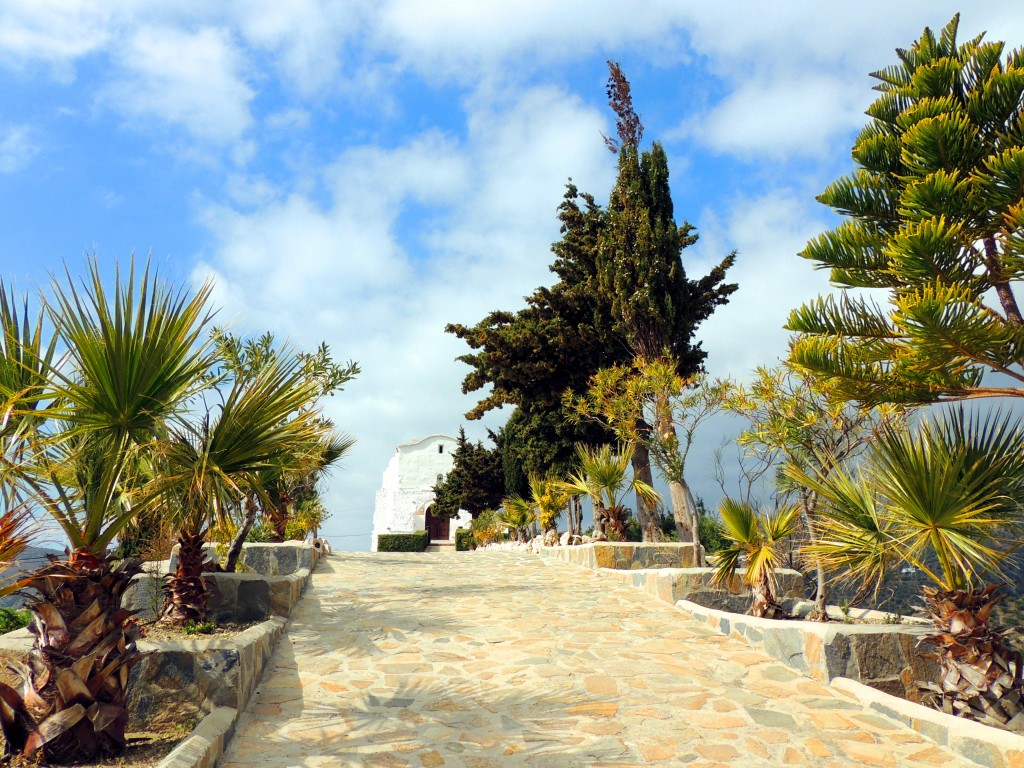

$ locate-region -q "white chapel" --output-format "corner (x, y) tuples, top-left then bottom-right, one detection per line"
(371, 434), (473, 551)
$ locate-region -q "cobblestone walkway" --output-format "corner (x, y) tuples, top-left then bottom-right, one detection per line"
(220, 551), (971, 767)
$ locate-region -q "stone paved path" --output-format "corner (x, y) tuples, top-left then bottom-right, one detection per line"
(220, 552), (972, 767)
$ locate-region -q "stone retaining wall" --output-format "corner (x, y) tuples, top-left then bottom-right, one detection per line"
(540, 542), (701, 569)
(168, 540), (324, 576)
(607, 566), (805, 614)
(123, 569), (311, 623)
(676, 599), (938, 699)
(129, 616), (286, 731)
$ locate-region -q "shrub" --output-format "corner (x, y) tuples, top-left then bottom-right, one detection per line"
(470, 509), (504, 547)
(284, 520), (307, 541)
(246, 522), (275, 543)
(0, 607), (32, 634)
(377, 531), (430, 552)
(455, 529), (475, 551)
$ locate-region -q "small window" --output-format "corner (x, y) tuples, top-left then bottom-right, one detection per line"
(438, 445), (444, 454)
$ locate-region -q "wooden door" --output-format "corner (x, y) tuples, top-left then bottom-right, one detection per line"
(426, 508), (450, 541)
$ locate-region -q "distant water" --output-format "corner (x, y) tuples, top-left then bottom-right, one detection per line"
(0, 545), (63, 608)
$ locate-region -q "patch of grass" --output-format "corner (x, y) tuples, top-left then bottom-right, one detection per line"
(183, 620), (217, 636)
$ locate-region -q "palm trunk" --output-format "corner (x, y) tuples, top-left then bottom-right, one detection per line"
(161, 531), (211, 626)
(222, 500), (258, 573)
(669, 477), (703, 566)
(0, 552), (142, 764)
(629, 435), (663, 542)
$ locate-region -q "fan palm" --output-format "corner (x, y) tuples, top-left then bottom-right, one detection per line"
(0, 260), (216, 764)
(560, 443), (659, 540)
(711, 498), (801, 619)
(791, 408), (1024, 729)
(497, 497), (535, 542)
(155, 352), (325, 625)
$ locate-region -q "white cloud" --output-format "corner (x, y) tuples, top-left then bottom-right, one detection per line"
(692, 192), (837, 380)
(191, 86), (613, 546)
(0, 124), (38, 173)
(0, 0), (116, 76)
(101, 25), (254, 144)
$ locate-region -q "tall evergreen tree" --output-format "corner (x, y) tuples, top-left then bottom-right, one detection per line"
(431, 428), (505, 519)
(787, 16), (1024, 403)
(596, 62), (737, 548)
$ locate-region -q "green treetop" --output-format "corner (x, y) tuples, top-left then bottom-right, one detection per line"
(788, 15), (1024, 403)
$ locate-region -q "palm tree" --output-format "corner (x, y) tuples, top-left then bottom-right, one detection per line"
(155, 353), (325, 625)
(560, 443), (659, 541)
(497, 497), (535, 543)
(0, 260), (215, 764)
(791, 409), (1024, 729)
(0, 505), (33, 598)
(711, 498), (801, 619)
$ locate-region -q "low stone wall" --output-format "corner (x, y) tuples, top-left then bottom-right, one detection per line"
(129, 616), (286, 731)
(832, 677), (1024, 768)
(676, 599), (938, 699)
(540, 542), (701, 569)
(168, 540), (324, 576)
(0, 616), (287, 731)
(608, 566), (805, 614)
(123, 569), (311, 623)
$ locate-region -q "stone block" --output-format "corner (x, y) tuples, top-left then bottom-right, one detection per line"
(852, 631), (905, 681)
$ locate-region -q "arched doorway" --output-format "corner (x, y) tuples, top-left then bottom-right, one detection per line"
(425, 505), (450, 542)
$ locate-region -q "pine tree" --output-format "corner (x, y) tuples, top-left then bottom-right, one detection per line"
(788, 15), (1024, 403)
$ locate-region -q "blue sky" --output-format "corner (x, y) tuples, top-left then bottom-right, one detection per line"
(2, 2), (1022, 550)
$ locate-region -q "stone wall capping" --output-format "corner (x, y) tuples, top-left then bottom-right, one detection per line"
(154, 705), (238, 768)
(831, 676), (1024, 768)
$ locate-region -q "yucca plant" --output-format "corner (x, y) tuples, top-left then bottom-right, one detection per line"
(0, 260), (216, 764)
(155, 353), (325, 626)
(560, 443), (659, 540)
(792, 409), (1024, 730)
(711, 498), (801, 619)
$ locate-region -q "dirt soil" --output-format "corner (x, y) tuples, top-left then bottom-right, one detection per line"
(137, 619), (258, 643)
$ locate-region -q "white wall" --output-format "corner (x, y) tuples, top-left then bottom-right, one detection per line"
(371, 434), (458, 550)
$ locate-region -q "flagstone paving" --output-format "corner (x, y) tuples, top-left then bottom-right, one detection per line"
(220, 551), (972, 767)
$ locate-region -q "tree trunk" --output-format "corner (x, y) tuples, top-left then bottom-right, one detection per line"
(676, 477), (704, 567)
(161, 531), (211, 626)
(222, 501), (258, 573)
(800, 492), (828, 621)
(0, 552), (142, 764)
(631, 431), (663, 542)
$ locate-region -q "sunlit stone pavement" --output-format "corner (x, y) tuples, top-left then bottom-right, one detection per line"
(219, 551), (971, 767)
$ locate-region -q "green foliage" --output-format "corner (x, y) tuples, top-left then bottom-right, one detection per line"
(377, 531), (430, 552)
(470, 509), (505, 547)
(792, 408), (1024, 595)
(183, 620), (216, 636)
(712, 498), (801, 616)
(432, 428), (505, 519)
(496, 497), (535, 541)
(788, 15), (1024, 403)
(284, 520), (306, 541)
(455, 529), (475, 551)
(697, 502), (726, 554)
(246, 521), (275, 543)
(0, 607), (31, 634)
(598, 64), (736, 368)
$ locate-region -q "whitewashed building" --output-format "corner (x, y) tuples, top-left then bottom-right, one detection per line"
(371, 434), (473, 551)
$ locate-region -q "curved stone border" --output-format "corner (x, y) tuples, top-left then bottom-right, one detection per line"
(675, 598), (936, 698)
(155, 706), (238, 768)
(831, 677), (1024, 768)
